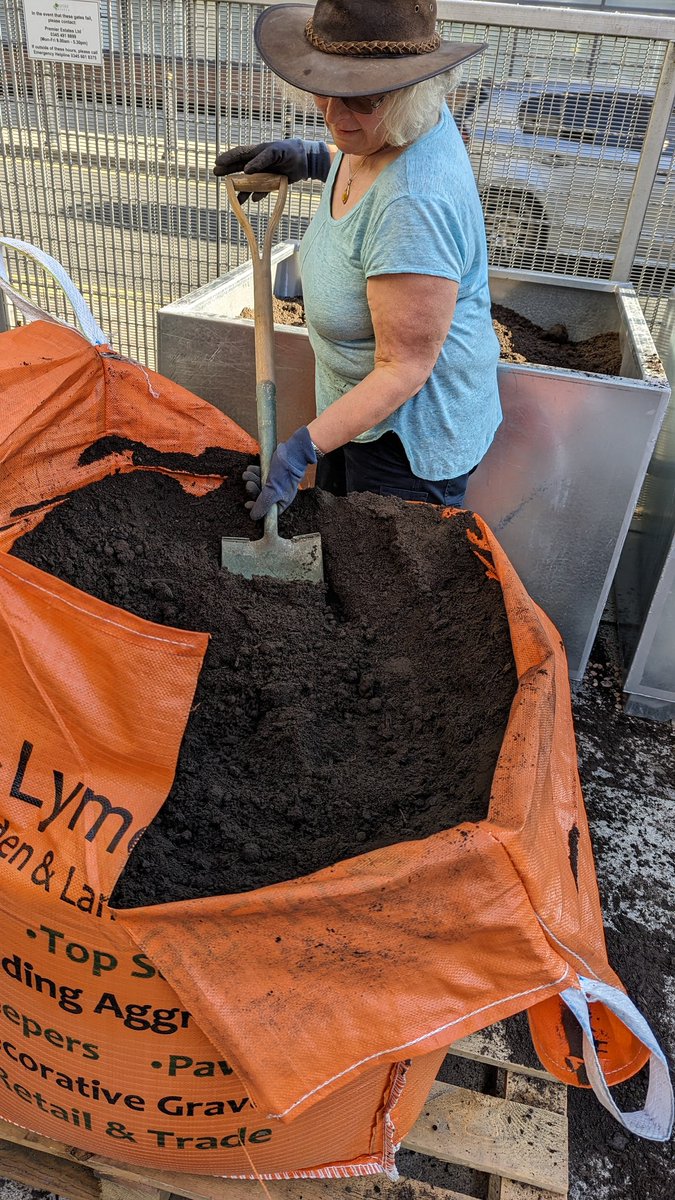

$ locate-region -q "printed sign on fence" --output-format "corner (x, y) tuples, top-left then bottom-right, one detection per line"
(23, 0), (103, 66)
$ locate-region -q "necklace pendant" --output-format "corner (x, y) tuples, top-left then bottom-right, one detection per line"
(342, 179), (351, 205)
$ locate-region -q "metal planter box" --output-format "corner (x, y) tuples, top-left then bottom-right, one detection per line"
(614, 293), (675, 720)
(158, 244), (317, 445)
(157, 248), (670, 681)
(467, 270), (670, 681)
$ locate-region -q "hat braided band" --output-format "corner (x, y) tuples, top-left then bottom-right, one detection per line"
(305, 17), (441, 56)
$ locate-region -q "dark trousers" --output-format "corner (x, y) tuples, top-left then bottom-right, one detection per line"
(315, 432), (471, 507)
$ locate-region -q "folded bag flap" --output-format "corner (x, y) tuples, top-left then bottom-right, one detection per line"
(118, 826), (577, 1121)
(0, 550), (208, 900)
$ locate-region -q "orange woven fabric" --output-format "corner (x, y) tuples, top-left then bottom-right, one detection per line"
(0, 321), (647, 1175)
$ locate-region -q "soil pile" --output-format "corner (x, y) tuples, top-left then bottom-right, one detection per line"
(244, 299), (623, 375)
(11, 440), (517, 907)
(241, 297), (305, 326)
(491, 304), (622, 375)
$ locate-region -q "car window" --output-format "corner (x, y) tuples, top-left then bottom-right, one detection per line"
(450, 81), (491, 125)
(561, 92), (652, 150)
(518, 93), (563, 137)
(518, 89), (653, 151)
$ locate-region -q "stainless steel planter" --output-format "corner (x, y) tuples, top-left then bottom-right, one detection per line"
(467, 270), (670, 681)
(157, 244), (316, 444)
(158, 249), (670, 681)
(614, 293), (675, 720)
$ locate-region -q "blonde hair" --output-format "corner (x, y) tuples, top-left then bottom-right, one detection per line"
(379, 67), (466, 145)
(281, 66), (467, 147)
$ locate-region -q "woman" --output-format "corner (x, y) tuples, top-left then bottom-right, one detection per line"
(214, 0), (501, 519)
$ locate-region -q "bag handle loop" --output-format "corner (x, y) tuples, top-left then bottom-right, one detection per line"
(0, 237), (108, 346)
(561, 975), (673, 1141)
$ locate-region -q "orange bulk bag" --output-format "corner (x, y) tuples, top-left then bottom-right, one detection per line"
(0, 244), (670, 1177)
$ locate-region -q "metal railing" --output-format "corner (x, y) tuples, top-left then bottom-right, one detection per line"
(1, 0), (675, 365)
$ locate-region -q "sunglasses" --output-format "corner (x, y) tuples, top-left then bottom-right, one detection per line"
(316, 94), (386, 115)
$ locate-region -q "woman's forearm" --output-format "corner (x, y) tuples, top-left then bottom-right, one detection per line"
(307, 361), (427, 453)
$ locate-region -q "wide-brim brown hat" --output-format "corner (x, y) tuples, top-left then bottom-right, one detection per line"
(254, 2), (487, 98)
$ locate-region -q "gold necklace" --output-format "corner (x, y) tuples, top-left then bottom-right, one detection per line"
(342, 153), (372, 205)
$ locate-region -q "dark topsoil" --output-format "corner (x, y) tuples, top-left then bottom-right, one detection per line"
(253, 300), (623, 375)
(564, 628), (675, 1200)
(399, 625), (675, 1200)
(11, 438), (517, 907)
(7, 442), (673, 1199)
(490, 304), (622, 375)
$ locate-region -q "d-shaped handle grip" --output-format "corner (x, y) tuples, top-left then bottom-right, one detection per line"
(228, 172), (287, 194)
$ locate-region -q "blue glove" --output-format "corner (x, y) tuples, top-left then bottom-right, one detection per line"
(213, 140), (331, 202)
(245, 427), (317, 521)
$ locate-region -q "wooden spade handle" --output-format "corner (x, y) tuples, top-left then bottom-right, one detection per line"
(228, 172), (286, 193)
(223, 173), (289, 388)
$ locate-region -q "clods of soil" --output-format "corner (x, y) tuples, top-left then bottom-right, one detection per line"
(565, 628), (675, 1200)
(410, 624), (675, 1200)
(491, 304), (622, 375)
(11, 440), (518, 906)
(241, 297), (305, 326)
(244, 299), (623, 375)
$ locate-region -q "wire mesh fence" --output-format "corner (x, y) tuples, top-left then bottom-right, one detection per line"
(0, 0), (674, 366)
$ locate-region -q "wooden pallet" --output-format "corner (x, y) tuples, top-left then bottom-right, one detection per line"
(0, 1032), (567, 1200)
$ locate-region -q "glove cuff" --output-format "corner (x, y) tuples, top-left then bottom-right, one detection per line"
(302, 140), (331, 183)
(282, 426), (318, 476)
(294, 425), (318, 466)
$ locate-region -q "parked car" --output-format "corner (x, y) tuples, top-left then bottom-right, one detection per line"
(455, 80), (675, 283)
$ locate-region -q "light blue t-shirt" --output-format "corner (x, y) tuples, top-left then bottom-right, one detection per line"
(298, 104), (502, 481)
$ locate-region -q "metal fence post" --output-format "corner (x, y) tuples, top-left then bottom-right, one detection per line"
(612, 40), (675, 282)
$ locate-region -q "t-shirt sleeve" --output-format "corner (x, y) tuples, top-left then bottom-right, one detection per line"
(361, 194), (469, 283)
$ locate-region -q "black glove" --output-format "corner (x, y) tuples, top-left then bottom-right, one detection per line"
(242, 464), (262, 511)
(243, 427), (317, 520)
(213, 139), (331, 202)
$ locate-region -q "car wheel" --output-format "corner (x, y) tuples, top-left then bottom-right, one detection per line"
(482, 191), (548, 265)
